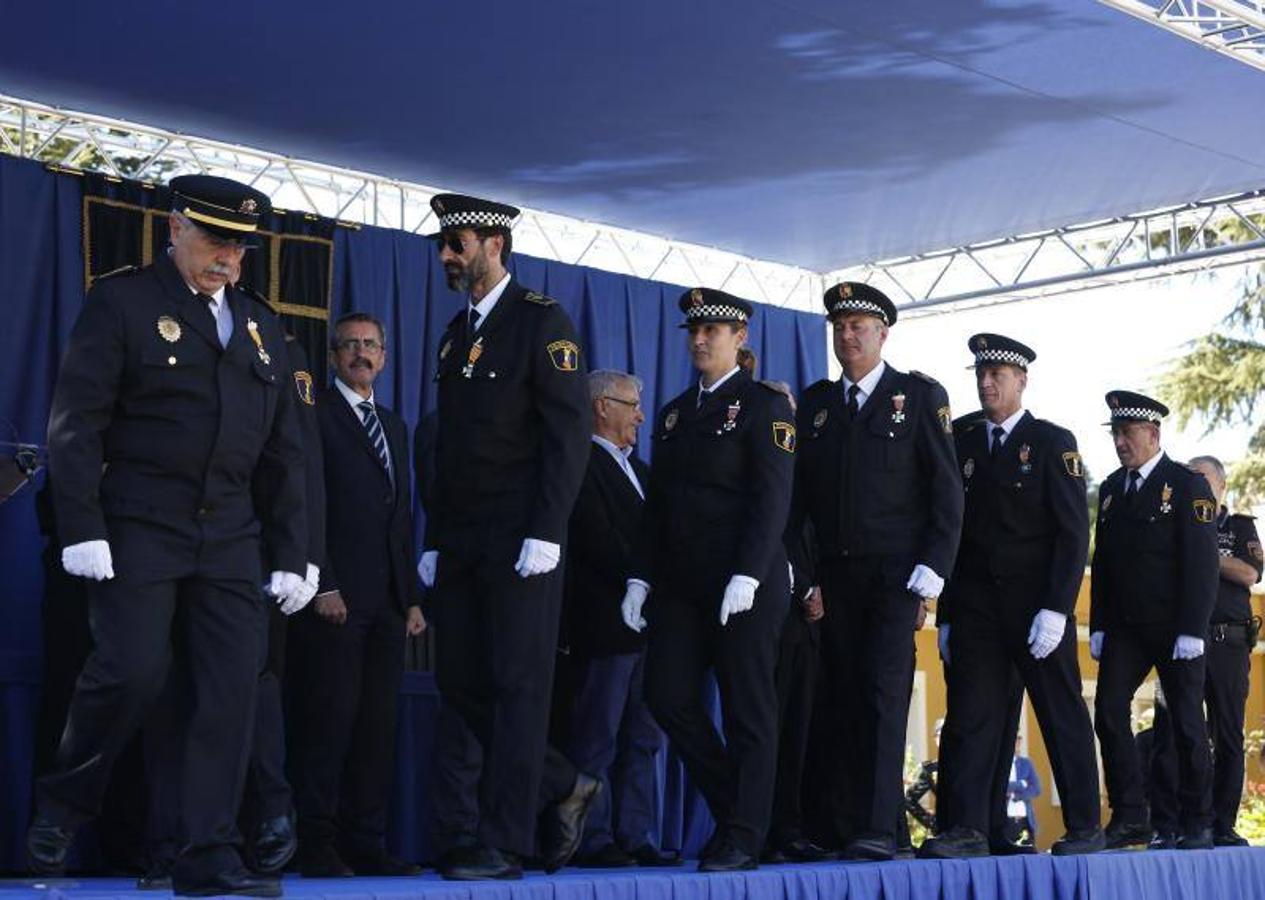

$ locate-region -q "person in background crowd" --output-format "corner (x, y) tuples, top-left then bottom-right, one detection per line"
(1002, 735), (1041, 847)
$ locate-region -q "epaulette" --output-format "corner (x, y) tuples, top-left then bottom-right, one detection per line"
(757, 380), (791, 397)
(953, 410), (986, 433)
(93, 264), (140, 282)
(1228, 512), (1257, 521)
(239, 284), (276, 311)
(523, 291), (557, 307)
(803, 378), (832, 393)
(909, 370), (940, 385)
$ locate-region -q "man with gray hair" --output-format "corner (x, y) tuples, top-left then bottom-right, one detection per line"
(1146, 454), (1261, 848)
(562, 371), (678, 867)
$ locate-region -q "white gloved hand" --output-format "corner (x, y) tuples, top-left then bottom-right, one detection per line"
(1027, 609), (1068, 660)
(938, 624), (951, 665)
(515, 538), (561, 577)
(265, 571), (305, 614)
(622, 581), (649, 633)
(719, 575), (758, 626)
(1173, 634), (1206, 660)
(906, 564), (944, 599)
(62, 539), (115, 581)
(417, 550), (438, 588)
(277, 563), (319, 615)
(1089, 631), (1105, 660)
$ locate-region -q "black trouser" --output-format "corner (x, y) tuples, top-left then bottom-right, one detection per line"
(432, 547), (577, 858)
(430, 700), (483, 856)
(768, 617), (819, 847)
(37, 521), (266, 881)
(1149, 630), (1251, 834)
(987, 686), (1028, 845)
(287, 599), (404, 855)
(644, 574), (789, 857)
(1094, 624), (1212, 831)
(245, 604), (292, 823)
(939, 586), (1099, 836)
(818, 556), (919, 845)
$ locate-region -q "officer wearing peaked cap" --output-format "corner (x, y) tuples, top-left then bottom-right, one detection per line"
(29, 175), (306, 897)
(921, 334), (1104, 859)
(622, 287), (795, 872)
(1090, 390), (1219, 850)
(784, 282), (962, 860)
(417, 193), (596, 880)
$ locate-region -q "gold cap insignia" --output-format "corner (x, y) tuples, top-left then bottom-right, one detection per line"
(434, 197), (445, 213)
(1108, 394), (1120, 408)
(977, 336), (988, 349)
(840, 283), (853, 299)
(690, 288), (704, 308)
(156, 315), (182, 343)
(239, 198), (258, 214)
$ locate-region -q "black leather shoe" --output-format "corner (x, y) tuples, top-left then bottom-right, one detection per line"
(990, 840), (1037, 856)
(26, 816), (74, 876)
(628, 844), (682, 867)
(250, 815), (297, 875)
(1105, 816), (1152, 849)
(440, 846), (523, 880)
(1148, 832), (1178, 851)
(172, 866), (282, 897)
(137, 869), (174, 891)
(842, 836), (895, 862)
(1214, 829), (1249, 847)
(298, 842), (354, 878)
(699, 840), (758, 872)
(775, 838), (837, 863)
(1051, 827), (1105, 856)
(1177, 827), (1214, 851)
(541, 773), (602, 873)
(577, 843), (637, 867)
(918, 827), (988, 859)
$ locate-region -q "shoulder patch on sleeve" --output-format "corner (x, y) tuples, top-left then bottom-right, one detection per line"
(1062, 451), (1084, 478)
(293, 370), (315, 405)
(546, 339), (580, 371)
(523, 291), (557, 306)
(937, 405), (953, 435)
(1193, 498), (1216, 524)
(772, 421), (796, 453)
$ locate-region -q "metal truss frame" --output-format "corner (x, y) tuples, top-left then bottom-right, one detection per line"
(4, 92), (1265, 320)
(0, 93), (822, 311)
(1098, 0), (1265, 73)
(826, 189), (1265, 318)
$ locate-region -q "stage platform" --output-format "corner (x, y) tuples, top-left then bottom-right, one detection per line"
(5, 848), (1265, 900)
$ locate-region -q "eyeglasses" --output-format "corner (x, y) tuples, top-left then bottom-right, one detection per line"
(334, 337), (383, 353)
(602, 396), (642, 411)
(434, 233), (486, 255)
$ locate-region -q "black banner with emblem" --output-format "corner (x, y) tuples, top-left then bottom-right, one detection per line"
(79, 171), (335, 385)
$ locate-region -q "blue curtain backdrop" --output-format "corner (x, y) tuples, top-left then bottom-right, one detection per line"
(0, 155), (826, 868)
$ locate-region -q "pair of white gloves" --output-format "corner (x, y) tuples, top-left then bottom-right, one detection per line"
(1089, 631), (1205, 661)
(937, 608), (1067, 664)
(416, 537), (561, 587)
(62, 539), (319, 614)
(621, 575), (758, 631)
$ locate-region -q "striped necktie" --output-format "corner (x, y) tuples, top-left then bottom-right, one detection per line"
(357, 400), (392, 480)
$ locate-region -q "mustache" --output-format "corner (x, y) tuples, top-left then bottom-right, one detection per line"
(350, 358), (372, 368)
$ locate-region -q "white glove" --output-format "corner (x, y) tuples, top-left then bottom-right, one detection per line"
(938, 624), (951, 665)
(277, 563), (319, 616)
(265, 570), (304, 605)
(1089, 631), (1105, 660)
(622, 581), (649, 633)
(1027, 609), (1067, 660)
(1173, 634), (1206, 660)
(515, 538), (561, 577)
(906, 564), (944, 599)
(417, 550), (438, 588)
(62, 539), (115, 581)
(719, 575), (758, 626)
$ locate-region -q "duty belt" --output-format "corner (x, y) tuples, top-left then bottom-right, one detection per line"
(1209, 617), (1260, 645)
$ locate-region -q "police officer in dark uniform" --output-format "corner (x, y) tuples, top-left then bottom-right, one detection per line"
(416, 194), (597, 880)
(920, 334), (1103, 858)
(29, 175), (307, 897)
(1090, 391), (1219, 850)
(1147, 454), (1261, 848)
(621, 288), (796, 872)
(786, 282), (962, 861)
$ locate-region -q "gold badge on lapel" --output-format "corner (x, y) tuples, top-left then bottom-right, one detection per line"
(156, 315), (182, 343)
(1160, 483), (1173, 515)
(293, 370), (315, 406)
(937, 405), (952, 434)
(773, 421), (796, 453)
(963, 458), (975, 479)
(547, 339), (579, 372)
(1062, 451), (1083, 478)
(245, 318), (270, 364)
(664, 408), (679, 433)
(813, 408), (828, 429)
(890, 392), (906, 425)
(1193, 498), (1215, 524)
(463, 337), (484, 378)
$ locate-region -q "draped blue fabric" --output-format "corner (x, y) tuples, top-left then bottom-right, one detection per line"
(0, 155), (825, 870)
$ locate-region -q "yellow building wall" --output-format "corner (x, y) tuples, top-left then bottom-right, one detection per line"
(913, 575), (1264, 849)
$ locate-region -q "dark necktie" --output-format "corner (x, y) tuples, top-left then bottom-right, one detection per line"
(990, 426), (1005, 459)
(1125, 469), (1141, 498)
(358, 400), (392, 480)
(845, 384), (860, 421)
(467, 307), (481, 338)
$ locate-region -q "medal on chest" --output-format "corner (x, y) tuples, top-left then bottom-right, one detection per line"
(890, 392), (906, 424)
(463, 337), (484, 378)
(663, 408), (679, 435)
(1159, 482), (1173, 515)
(963, 458), (975, 480)
(246, 318), (270, 365)
(1018, 444), (1032, 474)
(720, 399), (741, 434)
(1218, 529), (1235, 557)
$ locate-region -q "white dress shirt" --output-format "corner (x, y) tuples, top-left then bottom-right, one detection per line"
(986, 407), (1027, 453)
(334, 377), (392, 474)
(841, 360), (887, 411)
(467, 272), (512, 331)
(1127, 448), (1164, 491)
(592, 435), (644, 499)
(696, 365), (741, 407)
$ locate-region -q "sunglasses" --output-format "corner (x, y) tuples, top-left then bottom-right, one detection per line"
(434, 233), (487, 255)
